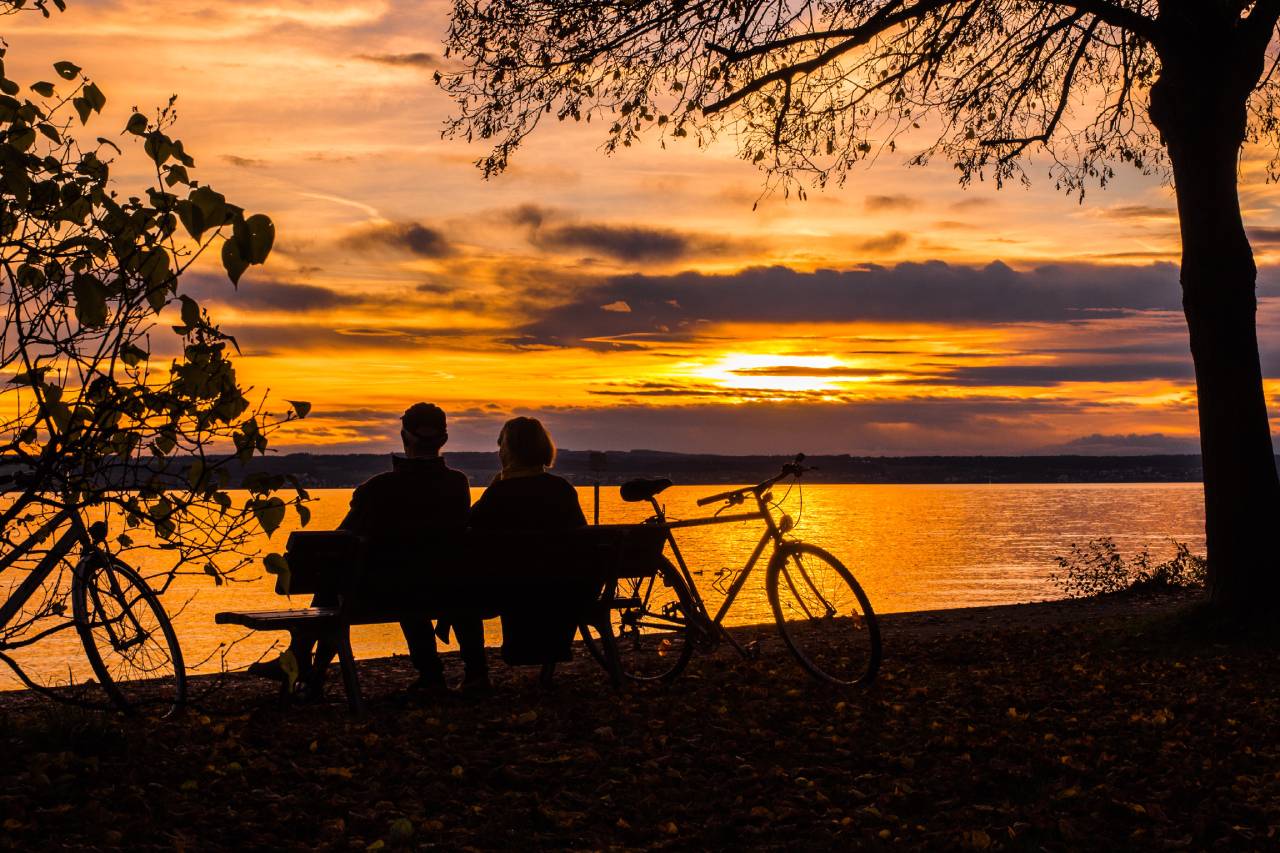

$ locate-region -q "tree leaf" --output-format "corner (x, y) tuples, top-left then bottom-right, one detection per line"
(263, 552), (289, 575)
(145, 281), (167, 314)
(252, 498), (287, 536)
(72, 96), (90, 124)
(53, 60), (81, 80)
(9, 126), (36, 151)
(242, 213), (275, 264)
(30, 81), (55, 98)
(179, 294), (202, 328)
(72, 275), (108, 326)
(119, 342), (149, 366)
(144, 131), (172, 165)
(175, 199), (203, 240)
(188, 185), (228, 234)
(83, 81), (106, 112)
(124, 112), (148, 136)
(287, 400), (312, 419)
(221, 237), (248, 285)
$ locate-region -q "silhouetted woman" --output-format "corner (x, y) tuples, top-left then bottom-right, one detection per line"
(469, 417), (586, 531)
(469, 417), (587, 669)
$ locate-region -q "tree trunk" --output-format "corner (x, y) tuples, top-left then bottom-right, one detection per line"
(1151, 55), (1280, 618)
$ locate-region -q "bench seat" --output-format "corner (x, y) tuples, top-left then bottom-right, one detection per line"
(215, 608), (340, 630)
(216, 525), (667, 712)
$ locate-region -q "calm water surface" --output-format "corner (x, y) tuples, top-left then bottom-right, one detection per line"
(1, 483), (1205, 689)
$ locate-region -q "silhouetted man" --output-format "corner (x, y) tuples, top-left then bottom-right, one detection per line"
(256, 403), (486, 692)
(335, 402), (485, 690)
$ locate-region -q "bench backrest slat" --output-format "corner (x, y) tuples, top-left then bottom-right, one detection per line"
(281, 524), (667, 599)
(281, 530), (365, 596)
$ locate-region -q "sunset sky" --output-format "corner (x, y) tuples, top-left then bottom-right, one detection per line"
(10, 0), (1280, 455)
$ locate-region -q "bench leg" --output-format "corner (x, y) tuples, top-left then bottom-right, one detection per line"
(592, 615), (626, 689)
(332, 626), (364, 714)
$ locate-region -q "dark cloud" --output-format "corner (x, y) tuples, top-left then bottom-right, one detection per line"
(1039, 433), (1200, 455)
(342, 222), (453, 257)
(864, 194), (919, 212)
(510, 205), (732, 262)
(539, 224), (704, 262)
(227, 322), (486, 352)
(851, 231), (910, 254)
(925, 361), (1195, 387)
(587, 381), (858, 401)
(416, 282), (454, 294)
(1248, 227), (1280, 245)
(181, 275), (361, 313)
(358, 52), (438, 67)
(508, 204), (549, 229)
(512, 261), (1185, 349)
(437, 396), (1114, 456)
(1100, 205), (1176, 220)
(222, 154), (268, 168)
(730, 366), (896, 378)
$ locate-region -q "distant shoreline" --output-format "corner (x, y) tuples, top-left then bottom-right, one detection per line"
(227, 451), (1211, 489)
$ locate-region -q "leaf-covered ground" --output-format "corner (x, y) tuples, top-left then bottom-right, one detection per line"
(1, 591), (1277, 851)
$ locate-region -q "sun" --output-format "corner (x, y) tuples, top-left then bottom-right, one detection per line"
(697, 353), (853, 394)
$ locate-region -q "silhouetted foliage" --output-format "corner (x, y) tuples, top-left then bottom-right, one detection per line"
(0, 2), (307, 687)
(440, 2), (1280, 615)
(1051, 538), (1206, 598)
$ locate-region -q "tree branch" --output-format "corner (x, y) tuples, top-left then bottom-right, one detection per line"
(702, 0), (959, 115)
(1050, 0), (1157, 41)
(1242, 0), (1280, 56)
(981, 16), (1099, 161)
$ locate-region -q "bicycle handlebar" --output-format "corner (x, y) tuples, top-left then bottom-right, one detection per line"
(695, 454), (813, 507)
(695, 486), (747, 507)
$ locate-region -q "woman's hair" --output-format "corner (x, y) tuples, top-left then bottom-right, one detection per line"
(499, 416), (556, 468)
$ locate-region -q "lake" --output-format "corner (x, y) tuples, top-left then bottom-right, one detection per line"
(0, 482), (1206, 690)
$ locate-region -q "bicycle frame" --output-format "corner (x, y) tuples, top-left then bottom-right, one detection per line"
(0, 511), (82, 635)
(643, 486), (791, 655)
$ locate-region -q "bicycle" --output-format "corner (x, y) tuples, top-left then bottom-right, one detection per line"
(0, 501), (186, 714)
(583, 455), (881, 686)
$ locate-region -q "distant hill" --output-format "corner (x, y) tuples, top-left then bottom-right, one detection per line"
(230, 451), (1208, 488)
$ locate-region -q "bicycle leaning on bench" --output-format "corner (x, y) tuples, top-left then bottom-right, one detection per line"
(583, 454), (881, 687)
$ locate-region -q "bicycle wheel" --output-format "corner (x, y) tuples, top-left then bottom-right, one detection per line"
(766, 542), (880, 686)
(582, 556), (696, 682)
(73, 552), (186, 714)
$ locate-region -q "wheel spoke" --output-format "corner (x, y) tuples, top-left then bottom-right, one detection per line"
(768, 544), (880, 686)
(75, 555), (185, 712)
(580, 559), (695, 683)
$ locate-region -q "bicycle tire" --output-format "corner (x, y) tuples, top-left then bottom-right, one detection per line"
(581, 555), (696, 683)
(73, 552), (186, 714)
(766, 542), (881, 686)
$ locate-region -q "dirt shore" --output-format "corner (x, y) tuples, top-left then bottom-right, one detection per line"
(2, 590), (1276, 850)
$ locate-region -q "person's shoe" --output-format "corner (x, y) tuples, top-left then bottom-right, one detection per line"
(246, 659), (287, 682)
(248, 652), (302, 690)
(458, 672), (493, 698)
(302, 680), (327, 703)
(408, 674), (450, 698)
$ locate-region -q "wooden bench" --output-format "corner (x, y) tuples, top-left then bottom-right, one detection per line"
(215, 525), (667, 712)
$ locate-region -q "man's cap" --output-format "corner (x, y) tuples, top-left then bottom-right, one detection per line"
(401, 402), (447, 436)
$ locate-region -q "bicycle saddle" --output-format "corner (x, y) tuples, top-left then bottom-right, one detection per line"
(620, 477), (673, 502)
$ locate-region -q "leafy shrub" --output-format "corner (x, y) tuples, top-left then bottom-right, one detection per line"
(1050, 538), (1207, 599)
